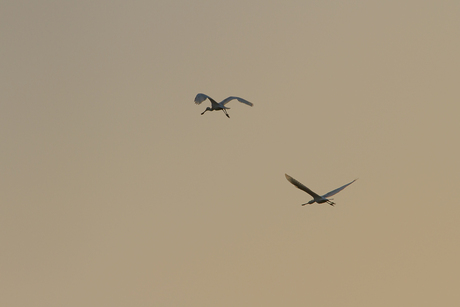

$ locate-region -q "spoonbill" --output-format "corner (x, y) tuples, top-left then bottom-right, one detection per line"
(194, 93), (253, 118)
(285, 174), (357, 206)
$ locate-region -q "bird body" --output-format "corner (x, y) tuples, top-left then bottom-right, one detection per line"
(194, 93), (253, 118)
(285, 174), (356, 206)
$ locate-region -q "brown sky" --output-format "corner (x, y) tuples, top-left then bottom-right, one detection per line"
(1, 1), (460, 306)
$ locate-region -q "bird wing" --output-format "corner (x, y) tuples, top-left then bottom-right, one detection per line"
(321, 179), (357, 198)
(285, 174), (321, 198)
(220, 96), (253, 106)
(194, 93), (217, 105)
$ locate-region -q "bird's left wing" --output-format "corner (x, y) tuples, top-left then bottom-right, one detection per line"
(285, 174), (321, 198)
(220, 96), (253, 106)
(194, 93), (212, 105)
(321, 179), (357, 198)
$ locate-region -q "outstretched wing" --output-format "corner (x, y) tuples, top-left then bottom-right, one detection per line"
(194, 93), (217, 105)
(285, 174), (320, 198)
(322, 179), (357, 198)
(220, 96), (253, 106)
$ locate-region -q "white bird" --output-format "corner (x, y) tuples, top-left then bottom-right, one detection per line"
(285, 174), (357, 206)
(194, 93), (253, 118)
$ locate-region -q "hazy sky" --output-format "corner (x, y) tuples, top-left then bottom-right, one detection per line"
(1, 1), (460, 306)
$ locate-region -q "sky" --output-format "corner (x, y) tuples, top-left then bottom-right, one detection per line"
(1, 1), (460, 306)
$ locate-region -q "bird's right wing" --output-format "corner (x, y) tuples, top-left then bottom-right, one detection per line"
(220, 96), (253, 106)
(194, 93), (216, 105)
(285, 174), (320, 198)
(321, 179), (357, 198)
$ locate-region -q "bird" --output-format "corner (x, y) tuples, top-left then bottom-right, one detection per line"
(194, 93), (253, 118)
(285, 174), (357, 206)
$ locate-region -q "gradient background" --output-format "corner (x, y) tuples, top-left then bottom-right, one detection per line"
(1, 1), (460, 306)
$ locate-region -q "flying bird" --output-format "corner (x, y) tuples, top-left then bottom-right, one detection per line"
(285, 174), (357, 206)
(194, 93), (253, 118)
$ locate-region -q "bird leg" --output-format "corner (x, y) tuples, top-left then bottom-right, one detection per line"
(222, 109), (230, 118)
(327, 200), (335, 206)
